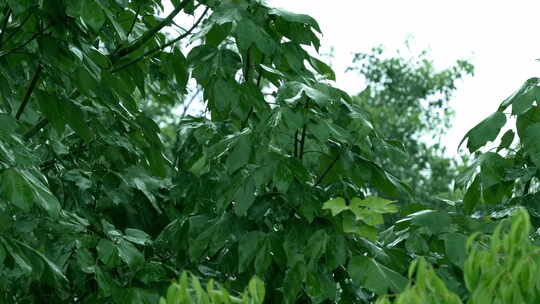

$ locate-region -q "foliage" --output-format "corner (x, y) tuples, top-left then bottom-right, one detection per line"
(349, 47), (474, 204)
(0, 0), (538, 303)
(0, 0), (409, 302)
(376, 207), (540, 304)
(160, 272), (265, 304)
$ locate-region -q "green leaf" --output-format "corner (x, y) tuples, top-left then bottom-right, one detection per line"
(443, 233), (467, 268)
(235, 18), (276, 55)
(409, 210), (452, 235)
(234, 177), (256, 216)
(226, 134), (251, 173)
(247, 276), (266, 304)
(342, 214), (378, 240)
(523, 123), (540, 169)
(460, 111), (506, 153)
(0, 238), (32, 274)
(35, 90), (65, 134)
(348, 255), (407, 295)
(463, 176), (482, 214)
(350, 197), (398, 214)
(308, 56), (335, 80)
(97, 239), (118, 266)
(124, 228), (152, 246)
(117, 239), (144, 266)
(497, 129), (514, 152)
(499, 77), (540, 114)
(322, 197), (347, 216)
(238, 232), (265, 273)
(305, 230), (327, 267)
(10, 238), (68, 282)
(0, 168), (61, 217)
(268, 8), (321, 33)
(82, 0), (106, 32)
(64, 100), (93, 142)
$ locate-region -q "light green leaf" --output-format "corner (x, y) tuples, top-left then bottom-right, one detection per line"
(350, 197), (398, 213)
(322, 197), (347, 216)
(342, 214), (378, 240)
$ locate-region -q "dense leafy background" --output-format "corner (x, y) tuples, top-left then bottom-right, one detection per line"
(0, 1), (539, 303)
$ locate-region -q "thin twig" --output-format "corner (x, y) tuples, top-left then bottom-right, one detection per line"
(299, 124), (307, 159)
(23, 118), (48, 140)
(114, 0), (191, 60)
(110, 6), (210, 73)
(243, 47), (251, 82)
(16, 65), (42, 120)
(293, 130), (299, 157)
(126, 5), (141, 39)
(0, 7), (12, 48)
(181, 88), (202, 118)
(314, 153), (340, 187)
(241, 55), (266, 129)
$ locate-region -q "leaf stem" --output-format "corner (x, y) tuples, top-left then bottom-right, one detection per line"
(293, 130), (299, 157)
(16, 65), (42, 120)
(299, 124), (307, 159)
(241, 55), (266, 129)
(23, 118), (48, 140)
(126, 5), (141, 39)
(114, 0), (192, 60)
(314, 153), (340, 187)
(110, 6), (209, 73)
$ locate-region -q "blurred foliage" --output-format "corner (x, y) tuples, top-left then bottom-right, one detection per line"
(349, 46), (474, 204)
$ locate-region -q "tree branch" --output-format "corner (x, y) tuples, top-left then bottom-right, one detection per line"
(16, 65), (42, 120)
(314, 153), (340, 187)
(243, 47), (251, 82)
(110, 6), (210, 73)
(113, 0), (192, 60)
(0, 7), (11, 48)
(241, 55), (266, 129)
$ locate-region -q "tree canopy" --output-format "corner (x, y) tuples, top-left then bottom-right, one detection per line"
(0, 1), (539, 304)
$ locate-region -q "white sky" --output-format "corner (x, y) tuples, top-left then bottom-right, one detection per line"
(266, 0), (540, 154)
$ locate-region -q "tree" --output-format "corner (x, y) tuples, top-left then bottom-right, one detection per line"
(0, 0), (409, 302)
(1, 1), (537, 303)
(348, 46), (474, 205)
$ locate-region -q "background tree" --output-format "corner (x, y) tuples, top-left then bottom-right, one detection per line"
(348, 46), (474, 205)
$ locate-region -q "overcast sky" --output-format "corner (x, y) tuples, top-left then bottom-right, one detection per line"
(266, 0), (540, 154)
